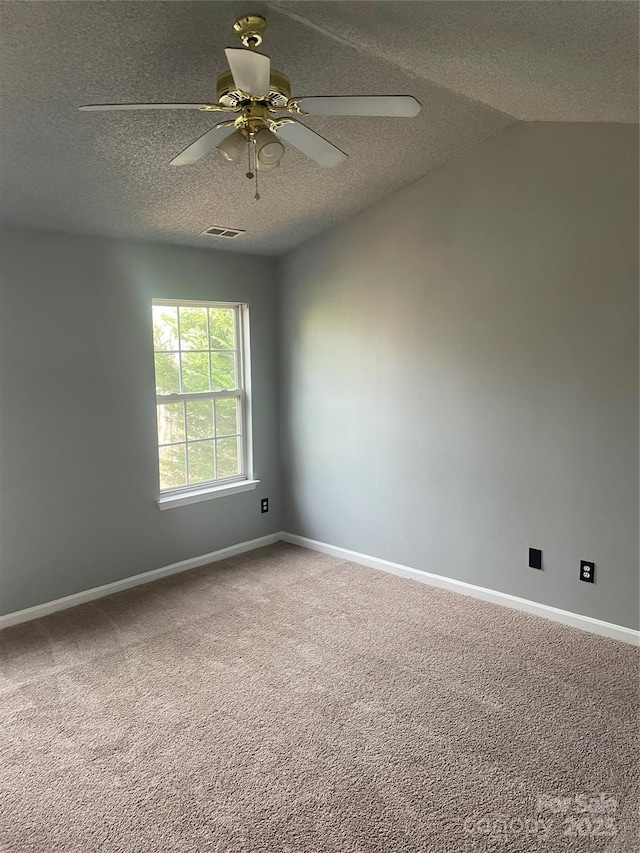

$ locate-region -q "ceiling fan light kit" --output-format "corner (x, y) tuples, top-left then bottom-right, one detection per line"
(79, 13), (421, 200)
(217, 130), (248, 165)
(254, 128), (285, 168)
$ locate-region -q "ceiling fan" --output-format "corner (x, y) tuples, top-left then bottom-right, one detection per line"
(80, 14), (421, 199)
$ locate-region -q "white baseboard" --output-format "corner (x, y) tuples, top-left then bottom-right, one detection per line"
(281, 533), (640, 646)
(0, 532), (284, 630)
(3, 530), (638, 646)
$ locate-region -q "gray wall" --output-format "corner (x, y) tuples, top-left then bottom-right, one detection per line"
(279, 122), (639, 630)
(2, 123), (638, 629)
(0, 228), (281, 615)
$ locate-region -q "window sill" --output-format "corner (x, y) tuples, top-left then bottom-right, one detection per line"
(157, 479), (260, 511)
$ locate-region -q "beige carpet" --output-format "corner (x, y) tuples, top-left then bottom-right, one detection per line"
(0, 543), (638, 852)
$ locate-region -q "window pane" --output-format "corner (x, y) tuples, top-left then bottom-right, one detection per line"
(157, 402), (185, 444)
(186, 400), (214, 441)
(153, 306), (179, 351)
(159, 444), (186, 489)
(181, 352), (210, 393)
(155, 351), (180, 394)
(216, 437), (240, 479)
(153, 303), (247, 493)
(179, 307), (209, 351)
(188, 440), (215, 484)
(215, 398), (238, 437)
(211, 352), (236, 391)
(209, 307), (235, 350)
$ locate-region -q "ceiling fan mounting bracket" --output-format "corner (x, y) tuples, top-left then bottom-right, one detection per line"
(199, 103), (239, 113)
(271, 117), (295, 129)
(233, 14), (267, 49)
(286, 99), (309, 117)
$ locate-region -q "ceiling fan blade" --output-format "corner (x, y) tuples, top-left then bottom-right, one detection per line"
(79, 103), (209, 112)
(170, 122), (236, 166)
(295, 96), (421, 117)
(224, 48), (270, 97)
(275, 121), (347, 168)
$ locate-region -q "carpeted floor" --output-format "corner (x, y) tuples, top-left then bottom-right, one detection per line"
(0, 543), (638, 852)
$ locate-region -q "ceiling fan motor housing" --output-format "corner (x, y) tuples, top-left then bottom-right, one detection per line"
(216, 67), (291, 109)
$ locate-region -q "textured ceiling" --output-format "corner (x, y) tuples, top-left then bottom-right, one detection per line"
(277, 1), (639, 124)
(0, 1), (637, 255)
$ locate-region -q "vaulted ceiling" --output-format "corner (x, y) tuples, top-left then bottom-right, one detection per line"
(0, 1), (637, 255)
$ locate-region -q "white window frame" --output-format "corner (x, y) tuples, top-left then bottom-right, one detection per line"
(152, 299), (258, 510)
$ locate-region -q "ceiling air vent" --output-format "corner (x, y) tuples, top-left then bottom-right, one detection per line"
(202, 225), (245, 239)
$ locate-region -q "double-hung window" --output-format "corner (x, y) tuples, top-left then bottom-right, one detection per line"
(152, 300), (255, 508)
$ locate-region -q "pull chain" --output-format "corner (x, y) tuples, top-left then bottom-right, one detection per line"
(244, 134), (260, 201)
(245, 136), (253, 180)
(254, 154), (260, 201)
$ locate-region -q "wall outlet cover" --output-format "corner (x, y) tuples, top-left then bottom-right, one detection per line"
(580, 561), (595, 583)
(529, 547), (542, 570)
